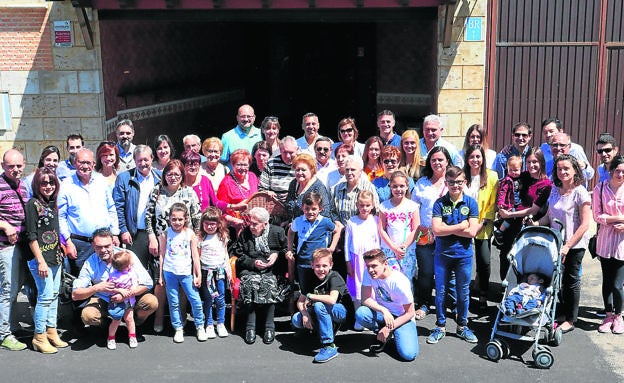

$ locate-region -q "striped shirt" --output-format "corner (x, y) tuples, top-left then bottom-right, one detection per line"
(593, 181), (624, 261)
(0, 174), (27, 248)
(258, 156), (295, 203)
(332, 177), (380, 225)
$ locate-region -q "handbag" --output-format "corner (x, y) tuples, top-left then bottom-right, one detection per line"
(416, 227), (435, 246)
(588, 181), (604, 259)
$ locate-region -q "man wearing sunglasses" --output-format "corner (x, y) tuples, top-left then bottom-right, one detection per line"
(493, 122), (533, 180)
(596, 133), (620, 182)
(539, 117), (593, 179)
(314, 137), (337, 189)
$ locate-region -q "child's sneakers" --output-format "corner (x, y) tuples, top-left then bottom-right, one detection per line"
(206, 325), (217, 339)
(129, 336), (138, 349)
(598, 312), (614, 333)
(612, 314), (624, 334)
(426, 327), (446, 344)
(456, 326), (478, 343)
(196, 326), (208, 342)
(107, 338), (116, 350)
(173, 329), (184, 343)
(313, 344), (338, 363)
(216, 323), (229, 338)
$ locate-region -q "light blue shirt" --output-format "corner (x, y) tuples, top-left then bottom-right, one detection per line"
(493, 145), (531, 180)
(412, 176), (447, 228)
(598, 163), (609, 182)
(540, 142), (594, 185)
(420, 137), (463, 168)
(72, 248), (153, 302)
(58, 172), (119, 241)
(220, 125), (263, 165)
(56, 159), (75, 181)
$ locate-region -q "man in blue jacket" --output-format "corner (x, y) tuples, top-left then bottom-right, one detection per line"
(113, 145), (161, 272)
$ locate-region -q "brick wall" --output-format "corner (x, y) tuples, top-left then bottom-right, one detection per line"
(0, 8), (53, 71)
(0, 1), (106, 171)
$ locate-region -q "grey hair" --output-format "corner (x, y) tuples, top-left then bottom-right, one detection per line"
(116, 119), (134, 131)
(183, 134), (201, 145)
(423, 114), (443, 126)
(280, 135), (298, 148)
(133, 144), (153, 159)
(344, 154), (363, 170)
(248, 207), (270, 223)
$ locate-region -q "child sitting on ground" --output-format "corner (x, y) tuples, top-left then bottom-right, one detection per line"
(502, 273), (546, 317)
(494, 155), (523, 244)
(291, 248), (354, 363)
(107, 250), (139, 350)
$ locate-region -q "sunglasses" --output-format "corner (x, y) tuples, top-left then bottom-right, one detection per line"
(597, 148), (613, 154)
(340, 128), (354, 134)
(514, 133), (529, 138)
(383, 159), (398, 165)
(316, 147), (330, 153)
(40, 181), (56, 187)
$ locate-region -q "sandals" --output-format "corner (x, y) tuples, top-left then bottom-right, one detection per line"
(414, 306), (429, 320)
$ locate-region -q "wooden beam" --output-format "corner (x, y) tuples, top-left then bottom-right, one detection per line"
(442, 3), (456, 48)
(74, 6), (94, 49)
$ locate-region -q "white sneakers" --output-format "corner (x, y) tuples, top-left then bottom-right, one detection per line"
(196, 326), (208, 342)
(107, 339), (116, 350)
(129, 337), (138, 349)
(216, 323), (229, 338)
(173, 329), (184, 343)
(206, 325), (217, 339)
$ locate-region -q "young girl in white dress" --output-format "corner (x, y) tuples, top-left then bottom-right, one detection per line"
(344, 190), (380, 329)
(378, 171), (420, 281)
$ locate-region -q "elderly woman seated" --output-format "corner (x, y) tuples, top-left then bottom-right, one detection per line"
(230, 207), (288, 345)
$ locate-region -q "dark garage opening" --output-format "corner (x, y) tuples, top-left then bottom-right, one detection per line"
(99, 9), (437, 152)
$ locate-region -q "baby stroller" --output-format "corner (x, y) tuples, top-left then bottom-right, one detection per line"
(486, 224), (564, 369)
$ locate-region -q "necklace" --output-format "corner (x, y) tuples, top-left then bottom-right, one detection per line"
(205, 162), (217, 177)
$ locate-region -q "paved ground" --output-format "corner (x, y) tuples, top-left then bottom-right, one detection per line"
(1, 247), (622, 382)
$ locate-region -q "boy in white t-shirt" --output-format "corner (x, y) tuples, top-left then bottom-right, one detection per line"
(355, 249), (418, 361)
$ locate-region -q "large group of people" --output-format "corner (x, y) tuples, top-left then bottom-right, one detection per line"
(0, 103), (621, 365)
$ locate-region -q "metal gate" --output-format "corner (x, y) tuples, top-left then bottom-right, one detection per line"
(486, 0), (624, 166)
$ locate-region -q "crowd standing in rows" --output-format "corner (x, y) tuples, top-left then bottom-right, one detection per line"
(0, 104), (622, 364)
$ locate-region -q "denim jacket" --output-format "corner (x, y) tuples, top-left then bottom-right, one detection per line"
(113, 167), (161, 236)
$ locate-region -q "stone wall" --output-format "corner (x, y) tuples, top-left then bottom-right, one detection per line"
(0, 0), (105, 172)
(437, 0), (487, 149)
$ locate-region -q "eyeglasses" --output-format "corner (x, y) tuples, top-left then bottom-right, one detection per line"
(184, 162), (200, 167)
(446, 179), (466, 186)
(340, 128), (354, 134)
(77, 160), (94, 166)
(550, 143), (570, 148)
(383, 159), (398, 165)
(40, 181), (55, 187)
(316, 147), (330, 153)
(514, 133), (530, 138)
(165, 173), (182, 179)
(238, 115), (255, 119)
(597, 147), (613, 154)
(234, 163), (250, 168)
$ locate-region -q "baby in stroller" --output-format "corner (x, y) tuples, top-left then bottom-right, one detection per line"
(502, 273), (546, 317)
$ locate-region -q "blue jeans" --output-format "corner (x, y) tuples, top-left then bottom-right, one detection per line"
(291, 301), (347, 345)
(434, 254), (472, 327)
(415, 244), (435, 308)
(199, 271), (226, 326)
(27, 259), (61, 334)
(355, 306), (419, 361)
(67, 238), (94, 276)
(0, 245), (15, 339)
(163, 271), (205, 330)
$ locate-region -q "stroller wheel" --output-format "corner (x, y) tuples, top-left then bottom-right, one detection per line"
(549, 327), (563, 347)
(534, 349), (554, 369)
(486, 341), (503, 361)
(498, 338), (511, 358)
